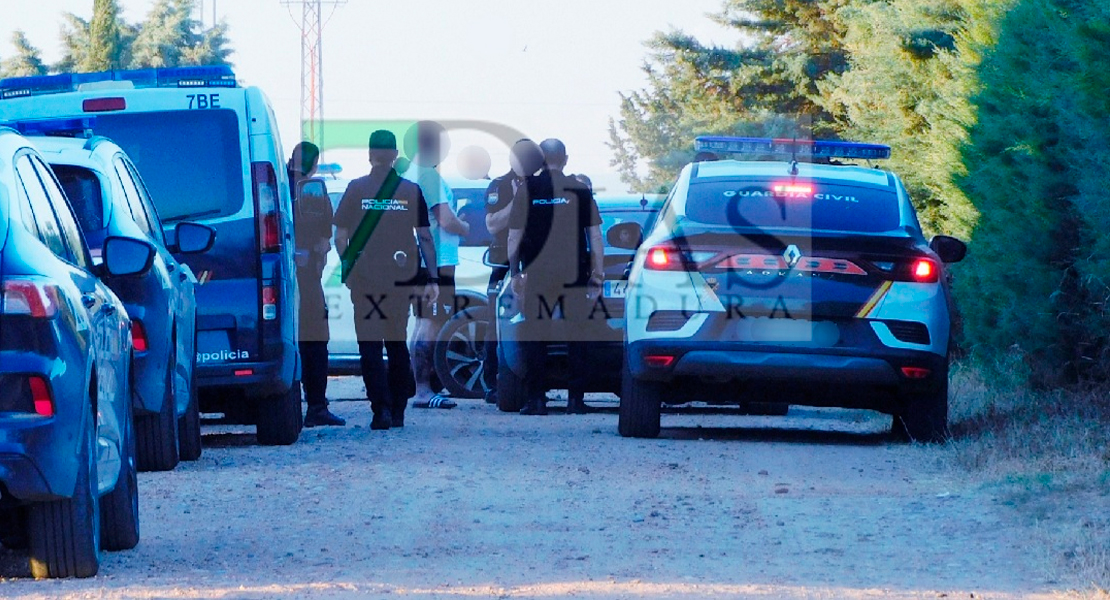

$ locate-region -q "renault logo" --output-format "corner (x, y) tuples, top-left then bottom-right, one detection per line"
(783, 245), (803, 267)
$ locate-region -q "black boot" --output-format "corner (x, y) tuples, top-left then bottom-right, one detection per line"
(565, 395), (590, 415)
(519, 397), (548, 416)
(391, 399), (407, 428)
(305, 406), (346, 427)
(370, 408), (393, 430)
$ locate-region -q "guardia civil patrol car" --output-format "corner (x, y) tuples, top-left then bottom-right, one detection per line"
(614, 137), (967, 442)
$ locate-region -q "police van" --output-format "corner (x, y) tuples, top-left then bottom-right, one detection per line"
(0, 66), (302, 445)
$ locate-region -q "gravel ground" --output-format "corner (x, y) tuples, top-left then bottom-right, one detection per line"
(0, 377), (1066, 599)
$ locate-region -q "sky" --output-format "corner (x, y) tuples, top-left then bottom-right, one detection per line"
(1, 0), (738, 193)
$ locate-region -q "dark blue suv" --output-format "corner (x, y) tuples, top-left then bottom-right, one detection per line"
(28, 129), (215, 471)
(0, 128), (152, 578)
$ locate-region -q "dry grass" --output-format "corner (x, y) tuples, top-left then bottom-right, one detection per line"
(944, 358), (1110, 593)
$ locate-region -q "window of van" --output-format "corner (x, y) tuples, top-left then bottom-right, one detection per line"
(93, 110), (244, 223)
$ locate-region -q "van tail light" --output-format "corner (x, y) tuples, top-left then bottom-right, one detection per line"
(901, 366), (932, 380)
(82, 97), (126, 112)
(1, 279), (60, 318)
(644, 355), (676, 368)
(252, 162), (281, 253)
(131, 320), (149, 353)
(262, 285), (278, 321)
(29, 376), (55, 417)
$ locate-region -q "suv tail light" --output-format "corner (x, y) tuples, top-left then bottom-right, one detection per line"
(1, 279), (60, 318)
(29, 376), (54, 417)
(131, 320), (149, 353)
(252, 162), (281, 253)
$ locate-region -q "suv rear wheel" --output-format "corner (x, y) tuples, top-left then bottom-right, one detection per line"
(178, 354), (203, 461)
(893, 366), (949, 443)
(496, 344), (525, 413)
(256, 380), (303, 446)
(618, 362), (662, 438)
(135, 357), (180, 472)
(28, 408), (100, 579)
(101, 398), (140, 551)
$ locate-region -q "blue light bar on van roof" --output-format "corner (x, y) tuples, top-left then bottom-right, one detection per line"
(6, 117), (96, 138)
(0, 66), (238, 99)
(695, 136), (891, 160)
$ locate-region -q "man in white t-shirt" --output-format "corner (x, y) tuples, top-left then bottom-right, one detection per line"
(403, 121), (470, 409)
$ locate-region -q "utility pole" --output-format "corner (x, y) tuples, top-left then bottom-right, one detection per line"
(282, 0), (346, 148)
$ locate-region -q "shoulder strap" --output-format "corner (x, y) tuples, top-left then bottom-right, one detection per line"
(340, 170), (404, 283)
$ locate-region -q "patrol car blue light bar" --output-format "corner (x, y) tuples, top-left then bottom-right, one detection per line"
(695, 136), (891, 160)
(0, 66), (238, 99)
(6, 117), (96, 138)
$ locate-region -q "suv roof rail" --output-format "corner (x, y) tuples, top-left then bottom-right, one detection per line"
(0, 65), (238, 100)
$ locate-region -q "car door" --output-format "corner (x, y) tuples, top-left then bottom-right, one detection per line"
(17, 152), (126, 493)
(118, 155), (197, 415)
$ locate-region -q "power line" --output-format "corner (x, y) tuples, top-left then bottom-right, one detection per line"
(281, 0), (347, 149)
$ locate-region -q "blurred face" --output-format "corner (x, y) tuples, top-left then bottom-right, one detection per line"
(410, 122), (449, 168)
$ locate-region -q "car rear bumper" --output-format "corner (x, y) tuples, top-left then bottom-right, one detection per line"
(196, 358), (293, 399)
(626, 340), (946, 409)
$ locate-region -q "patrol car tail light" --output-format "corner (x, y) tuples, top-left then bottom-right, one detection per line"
(644, 245), (717, 271)
(901, 366), (932, 380)
(1, 279), (60, 318)
(131, 320), (149, 353)
(29, 376), (55, 417)
(644, 355), (676, 368)
(252, 162), (281, 253)
(82, 97), (126, 112)
(911, 259), (938, 283)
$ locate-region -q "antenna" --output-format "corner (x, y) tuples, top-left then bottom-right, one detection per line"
(282, 0), (347, 149)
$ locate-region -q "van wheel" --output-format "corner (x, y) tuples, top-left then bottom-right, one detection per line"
(434, 306), (491, 399)
(28, 413), (100, 579)
(893, 370), (950, 443)
(135, 361), (180, 472)
(178, 360), (202, 461)
(496, 344), (524, 413)
(101, 402), (140, 551)
(618, 362), (662, 438)
(257, 380), (303, 446)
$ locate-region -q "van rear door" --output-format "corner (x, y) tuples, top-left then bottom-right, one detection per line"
(89, 97), (263, 369)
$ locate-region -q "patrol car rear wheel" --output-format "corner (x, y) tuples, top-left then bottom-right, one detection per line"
(618, 363), (662, 439)
(893, 370), (949, 444)
(178, 355), (203, 461)
(256, 380), (303, 446)
(434, 306), (491, 399)
(496, 344), (525, 413)
(101, 397), (140, 551)
(28, 408), (100, 579)
(135, 357), (181, 472)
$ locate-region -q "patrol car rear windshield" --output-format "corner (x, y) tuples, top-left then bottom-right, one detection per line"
(52, 165), (105, 231)
(92, 110), (244, 222)
(685, 179), (901, 233)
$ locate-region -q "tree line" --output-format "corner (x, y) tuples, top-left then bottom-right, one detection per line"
(611, 0), (1110, 384)
(1, 0), (232, 78)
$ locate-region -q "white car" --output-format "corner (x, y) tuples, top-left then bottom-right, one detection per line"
(615, 137), (967, 442)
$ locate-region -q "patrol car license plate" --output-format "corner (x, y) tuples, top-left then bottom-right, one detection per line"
(604, 281), (628, 299)
(741, 318), (839, 345)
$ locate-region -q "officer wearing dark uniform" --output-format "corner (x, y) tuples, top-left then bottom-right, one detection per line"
(507, 138), (604, 415)
(482, 140), (546, 404)
(334, 130), (439, 430)
(289, 142), (345, 428)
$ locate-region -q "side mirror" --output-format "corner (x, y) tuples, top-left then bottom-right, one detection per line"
(174, 222), (216, 254)
(103, 236), (155, 278)
(607, 222), (644, 250)
(930, 235), (967, 264)
(297, 177), (328, 200)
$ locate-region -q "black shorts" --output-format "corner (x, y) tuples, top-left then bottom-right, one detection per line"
(412, 266), (456, 322)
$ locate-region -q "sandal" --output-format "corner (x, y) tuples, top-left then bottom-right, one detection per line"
(413, 394), (458, 409)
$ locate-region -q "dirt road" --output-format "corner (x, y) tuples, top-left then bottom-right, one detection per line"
(0, 377), (1065, 599)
